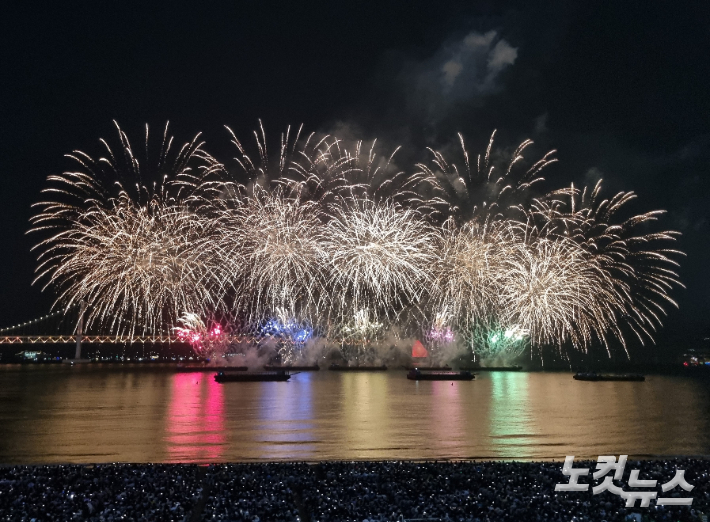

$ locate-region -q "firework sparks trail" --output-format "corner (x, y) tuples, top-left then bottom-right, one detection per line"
(174, 312), (232, 357)
(524, 180), (685, 347)
(462, 319), (530, 362)
(257, 307), (315, 363)
(337, 309), (385, 343)
(415, 131), (558, 222)
(221, 185), (330, 324)
(33, 201), (229, 335)
(30, 121), (220, 213)
(425, 307), (456, 345)
(29, 122), (227, 335)
(419, 306), (458, 362)
(332, 308), (388, 362)
(28, 122), (684, 363)
(223, 121), (355, 208)
(323, 199), (439, 324)
(223, 121), (432, 213)
(433, 218), (512, 332)
(497, 233), (623, 351)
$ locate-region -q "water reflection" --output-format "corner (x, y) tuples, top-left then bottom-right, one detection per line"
(489, 372), (537, 458)
(2, 367), (710, 464)
(430, 381), (465, 455)
(341, 373), (389, 458)
(165, 372), (225, 462)
(256, 373), (316, 459)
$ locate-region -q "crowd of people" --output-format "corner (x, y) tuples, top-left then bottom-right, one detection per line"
(201, 463), (309, 522)
(298, 460), (710, 522)
(0, 463), (201, 521)
(0, 459), (708, 521)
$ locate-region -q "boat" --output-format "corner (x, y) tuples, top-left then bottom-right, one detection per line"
(329, 364), (388, 372)
(214, 371), (290, 383)
(177, 365), (248, 372)
(264, 364), (320, 371)
(403, 365), (452, 371)
(573, 372), (645, 382)
(407, 369), (475, 381)
(459, 365), (522, 372)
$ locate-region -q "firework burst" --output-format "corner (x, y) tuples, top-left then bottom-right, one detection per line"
(497, 232), (623, 351)
(33, 201), (227, 335)
(28, 122), (683, 363)
(433, 218), (511, 331)
(525, 180), (685, 346)
(323, 199), (439, 322)
(174, 312), (233, 357)
(30, 122), (224, 335)
(222, 184), (330, 323)
(416, 131), (558, 222)
(462, 319), (529, 362)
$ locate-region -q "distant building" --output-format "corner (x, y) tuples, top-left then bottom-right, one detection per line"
(14, 350), (59, 362)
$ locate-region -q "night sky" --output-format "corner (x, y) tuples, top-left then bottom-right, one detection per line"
(1, 1), (708, 350)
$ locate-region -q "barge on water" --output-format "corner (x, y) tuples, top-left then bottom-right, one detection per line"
(407, 369), (475, 381)
(214, 371), (290, 383)
(573, 372), (645, 382)
(329, 364), (388, 372)
(264, 364), (320, 371)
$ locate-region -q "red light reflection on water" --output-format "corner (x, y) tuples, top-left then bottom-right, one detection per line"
(430, 380), (464, 451)
(165, 372), (225, 462)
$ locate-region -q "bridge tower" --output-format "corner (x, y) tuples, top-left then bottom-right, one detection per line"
(73, 301), (88, 361)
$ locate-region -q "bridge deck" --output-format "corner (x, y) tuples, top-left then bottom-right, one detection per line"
(0, 335), (182, 344)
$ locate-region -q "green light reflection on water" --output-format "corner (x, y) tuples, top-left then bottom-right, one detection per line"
(489, 372), (536, 458)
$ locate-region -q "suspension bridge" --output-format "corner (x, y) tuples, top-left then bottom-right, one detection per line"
(0, 304), (182, 359)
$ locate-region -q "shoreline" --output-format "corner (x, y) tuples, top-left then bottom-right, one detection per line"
(0, 361), (706, 374)
(4, 455), (710, 467)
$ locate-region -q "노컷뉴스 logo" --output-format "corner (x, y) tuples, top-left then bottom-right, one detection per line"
(555, 455), (694, 508)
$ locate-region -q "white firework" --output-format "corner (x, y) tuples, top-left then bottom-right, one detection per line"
(323, 199), (439, 321)
(221, 185), (330, 324)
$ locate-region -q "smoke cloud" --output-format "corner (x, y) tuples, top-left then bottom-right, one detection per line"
(402, 30), (518, 126)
